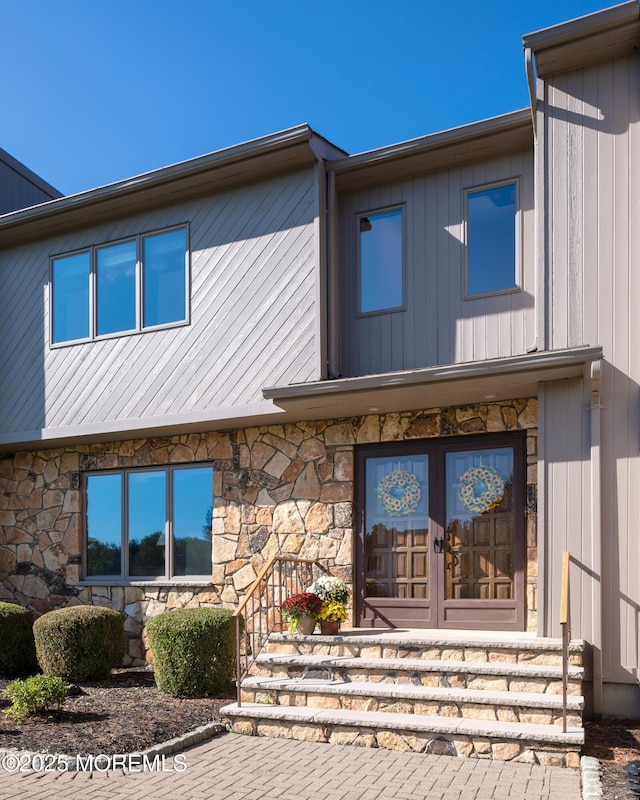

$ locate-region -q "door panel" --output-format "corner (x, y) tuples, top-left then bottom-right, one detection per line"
(439, 442), (523, 628)
(360, 451), (432, 626)
(356, 433), (526, 631)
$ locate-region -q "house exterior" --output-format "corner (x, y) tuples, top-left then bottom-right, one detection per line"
(0, 1), (638, 720)
(0, 146), (61, 214)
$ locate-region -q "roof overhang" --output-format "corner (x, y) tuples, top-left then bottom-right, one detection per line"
(0, 347), (603, 453)
(263, 346), (603, 421)
(0, 126), (346, 248)
(523, 0), (640, 77)
(327, 110), (533, 192)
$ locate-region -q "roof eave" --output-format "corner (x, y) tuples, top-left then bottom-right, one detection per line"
(327, 110), (533, 191)
(263, 347), (603, 422)
(523, 0), (639, 50)
(523, 0), (640, 77)
(0, 125), (345, 246)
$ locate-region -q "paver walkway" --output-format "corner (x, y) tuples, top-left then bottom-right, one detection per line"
(0, 732), (582, 800)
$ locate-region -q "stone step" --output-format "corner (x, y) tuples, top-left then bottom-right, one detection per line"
(240, 675), (584, 728)
(221, 702), (584, 767)
(266, 631), (585, 668)
(253, 653), (584, 695)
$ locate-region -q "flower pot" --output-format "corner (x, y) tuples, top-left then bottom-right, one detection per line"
(320, 620), (340, 635)
(295, 615), (316, 636)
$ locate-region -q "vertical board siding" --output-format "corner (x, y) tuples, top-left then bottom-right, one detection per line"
(545, 53), (640, 681)
(541, 378), (591, 640)
(0, 159), (59, 215)
(338, 151), (535, 377)
(0, 168), (319, 436)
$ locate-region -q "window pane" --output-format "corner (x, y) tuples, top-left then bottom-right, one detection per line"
(173, 467), (213, 577)
(52, 252), (90, 343)
(468, 184), (517, 295)
(143, 229), (186, 327)
(445, 447), (514, 600)
(96, 241), (136, 335)
(364, 454), (429, 599)
(86, 474), (122, 576)
(359, 209), (403, 314)
(128, 471), (166, 577)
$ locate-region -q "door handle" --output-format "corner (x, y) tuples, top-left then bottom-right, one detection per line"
(433, 537), (444, 554)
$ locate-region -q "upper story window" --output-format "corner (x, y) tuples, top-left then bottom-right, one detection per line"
(84, 463), (213, 581)
(51, 226), (188, 345)
(358, 207), (404, 315)
(465, 182), (518, 297)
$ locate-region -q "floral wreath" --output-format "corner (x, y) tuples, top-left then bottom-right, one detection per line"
(377, 469), (421, 516)
(458, 465), (504, 514)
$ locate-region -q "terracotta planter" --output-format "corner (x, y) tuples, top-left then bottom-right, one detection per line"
(319, 620), (340, 635)
(295, 615), (316, 636)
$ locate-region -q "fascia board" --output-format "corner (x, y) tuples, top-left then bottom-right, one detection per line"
(523, 0), (639, 51)
(264, 346), (604, 403)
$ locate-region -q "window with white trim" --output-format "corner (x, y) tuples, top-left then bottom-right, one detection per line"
(51, 226), (188, 344)
(84, 464), (213, 580)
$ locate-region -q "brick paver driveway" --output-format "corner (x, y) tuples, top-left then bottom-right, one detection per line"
(0, 732), (582, 800)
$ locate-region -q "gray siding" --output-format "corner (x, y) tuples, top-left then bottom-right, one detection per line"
(338, 151), (536, 377)
(543, 53), (640, 682)
(0, 167), (320, 438)
(0, 149), (61, 214)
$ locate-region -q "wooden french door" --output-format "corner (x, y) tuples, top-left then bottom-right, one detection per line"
(355, 433), (526, 631)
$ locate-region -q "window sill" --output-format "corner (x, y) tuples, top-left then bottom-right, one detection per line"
(50, 318), (190, 349)
(76, 579), (214, 588)
(463, 285), (521, 301)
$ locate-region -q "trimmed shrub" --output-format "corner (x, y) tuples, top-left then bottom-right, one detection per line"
(3, 675), (68, 722)
(0, 602), (38, 676)
(33, 605), (126, 681)
(146, 607), (236, 697)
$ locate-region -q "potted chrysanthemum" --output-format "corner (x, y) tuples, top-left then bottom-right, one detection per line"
(279, 592), (322, 637)
(307, 576), (350, 635)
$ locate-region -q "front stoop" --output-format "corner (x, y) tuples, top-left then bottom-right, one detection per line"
(221, 630), (585, 767)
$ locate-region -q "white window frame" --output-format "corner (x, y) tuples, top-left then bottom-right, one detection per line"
(50, 224), (190, 346)
(82, 462), (213, 583)
(463, 179), (521, 300)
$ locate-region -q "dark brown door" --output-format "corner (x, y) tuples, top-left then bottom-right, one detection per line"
(355, 433), (525, 631)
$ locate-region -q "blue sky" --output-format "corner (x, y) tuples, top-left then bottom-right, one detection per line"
(2, 1), (614, 196)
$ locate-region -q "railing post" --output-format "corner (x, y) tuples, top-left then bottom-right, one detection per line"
(235, 613), (242, 707)
(560, 550), (570, 733)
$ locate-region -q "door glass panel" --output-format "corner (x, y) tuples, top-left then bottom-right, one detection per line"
(364, 454), (429, 599)
(445, 447), (514, 600)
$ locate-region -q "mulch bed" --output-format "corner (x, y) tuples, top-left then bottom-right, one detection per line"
(584, 719), (640, 800)
(0, 669), (233, 756)
(0, 669), (639, 799)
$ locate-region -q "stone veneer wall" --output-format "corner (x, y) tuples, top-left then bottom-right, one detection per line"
(0, 400), (537, 664)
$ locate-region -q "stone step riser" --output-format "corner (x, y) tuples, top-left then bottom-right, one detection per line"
(253, 664), (583, 696)
(241, 687), (582, 728)
(263, 640), (583, 669)
(229, 716), (580, 768)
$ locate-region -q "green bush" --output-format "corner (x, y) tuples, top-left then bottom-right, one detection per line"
(2, 674), (68, 722)
(33, 605), (126, 681)
(146, 607), (237, 697)
(0, 602), (38, 676)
